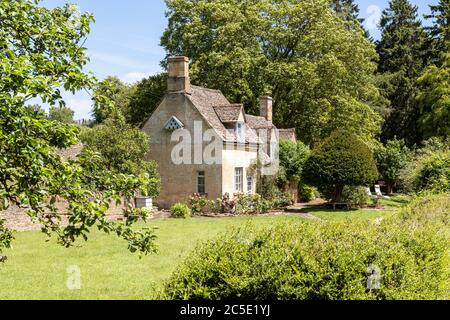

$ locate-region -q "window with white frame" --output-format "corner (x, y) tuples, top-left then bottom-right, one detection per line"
(197, 171), (205, 194)
(247, 176), (254, 194)
(236, 122), (245, 143)
(235, 168), (243, 192)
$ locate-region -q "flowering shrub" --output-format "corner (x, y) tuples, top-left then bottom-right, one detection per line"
(189, 194), (210, 215)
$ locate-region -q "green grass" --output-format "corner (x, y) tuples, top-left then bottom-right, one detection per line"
(0, 196), (411, 300)
(303, 195), (411, 221)
(0, 215), (303, 300)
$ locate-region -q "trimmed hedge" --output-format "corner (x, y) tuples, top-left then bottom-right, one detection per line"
(163, 194), (449, 300)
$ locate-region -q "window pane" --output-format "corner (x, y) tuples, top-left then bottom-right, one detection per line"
(247, 176), (253, 194)
(235, 168), (243, 192)
(197, 172), (205, 194)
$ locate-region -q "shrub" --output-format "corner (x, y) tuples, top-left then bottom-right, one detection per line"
(170, 203), (191, 219)
(375, 139), (411, 194)
(164, 194), (449, 300)
(235, 193), (274, 215)
(341, 186), (371, 207)
(415, 150), (450, 193)
(271, 191), (291, 208)
(400, 145), (450, 194)
(189, 194), (210, 215)
(299, 184), (316, 202)
(302, 130), (378, 202)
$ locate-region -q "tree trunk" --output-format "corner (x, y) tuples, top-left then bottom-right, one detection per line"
(332, 185), (344, 203)
(386, 183), (394, 195)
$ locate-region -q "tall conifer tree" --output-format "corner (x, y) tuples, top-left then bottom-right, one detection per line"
(425, 0), (450, 64)
(376, 0), (429, 145)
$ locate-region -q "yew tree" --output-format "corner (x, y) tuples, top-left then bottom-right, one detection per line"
(302, 130), (379, 202)
(0, 0), (158, 258)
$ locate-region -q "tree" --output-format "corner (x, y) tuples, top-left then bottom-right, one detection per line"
(376, 0), (429, 145)
(416, 53), (450, 140)
(161, 0), (383, 146)
(376, 138), (411, 194)
(126, 73), (167, 127)
(92, 76), (135, 124)
(92, 73), (167, 128)
(330, 0), (360, 21)
(330, 0), (369, 37)
(302, 130), (379, 202)
(0, 0), (158, 257)
(425, 0), (450, 64)
(278, 140), (310, 183)
(79, 113), (161, 197)
(48, 106), (75, 124)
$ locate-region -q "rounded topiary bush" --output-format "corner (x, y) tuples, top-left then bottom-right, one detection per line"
(170, 203), (191, 219)
(302, 130), (379, 202)
(163, 195), (449, 300)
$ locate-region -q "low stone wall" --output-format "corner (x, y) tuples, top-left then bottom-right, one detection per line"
(0, 201), (128, 232)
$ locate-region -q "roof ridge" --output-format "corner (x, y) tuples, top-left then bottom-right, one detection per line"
(191, 85), (222, 93)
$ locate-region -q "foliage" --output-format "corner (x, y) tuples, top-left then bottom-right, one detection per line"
(400, 138), (450, 193)
(92, 73), (167, 127)
(0, 220), (13, 258)
(278, 140), (310, 183)
(164, 194), (449, 300)
(79, 114), (161, 197)
(0, 0), (157, 257)
(416, 53), (450, 140)
(188, 194), (210, 215)
(414, 150), (450, 193)
(302, 130), (379, 202)
(376, 0), (429, 145)
(92, 76), (135, 124)
(127, 73), (167, 127)
(375, 139), (411, 194)
(341, 186), (371, 207)
(298, 184), (316, 202)
(48, 106), (75, 124)
(162, 0), (383, 146)
(235, 193), (279, 215)
(425, 0), (450, 64)
(170, 203), (192, 219)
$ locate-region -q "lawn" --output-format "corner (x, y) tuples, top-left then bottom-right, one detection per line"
(301, 195), (410, 221)
(0, 215), (304, 300)
(0, 197), (409, 300)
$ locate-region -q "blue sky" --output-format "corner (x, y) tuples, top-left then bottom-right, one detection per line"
(40, 0), (435, 120)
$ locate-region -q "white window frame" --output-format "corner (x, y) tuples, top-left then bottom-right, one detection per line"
(235, 168), (243, 193)
(247, 176), (254, 194)
(236, 122), (245, 143)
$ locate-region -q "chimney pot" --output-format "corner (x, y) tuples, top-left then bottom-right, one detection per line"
(167, 56), (191, 94)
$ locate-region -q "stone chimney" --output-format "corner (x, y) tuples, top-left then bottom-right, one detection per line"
(167, 56), (191, 94)
(260, 96), (273, 122)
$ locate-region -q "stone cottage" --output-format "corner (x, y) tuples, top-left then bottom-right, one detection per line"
(142, 56), (296, 208)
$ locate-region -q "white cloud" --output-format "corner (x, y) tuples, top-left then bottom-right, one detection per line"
(121, 71), (151, 84)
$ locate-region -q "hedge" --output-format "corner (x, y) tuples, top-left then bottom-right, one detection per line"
(163, 194), (449, 300)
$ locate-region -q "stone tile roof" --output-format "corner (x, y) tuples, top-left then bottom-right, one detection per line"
(213, 104), (244, 123)
(187, 86), (274, 149)
(246, 115), (274, 130)
(278, 128), (297, 142)
(57, 143), (84, 160)
(187, 86), (230, 140)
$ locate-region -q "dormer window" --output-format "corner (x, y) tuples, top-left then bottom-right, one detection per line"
(164, 116), (184, 131)
(236, 122), (245, 143)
